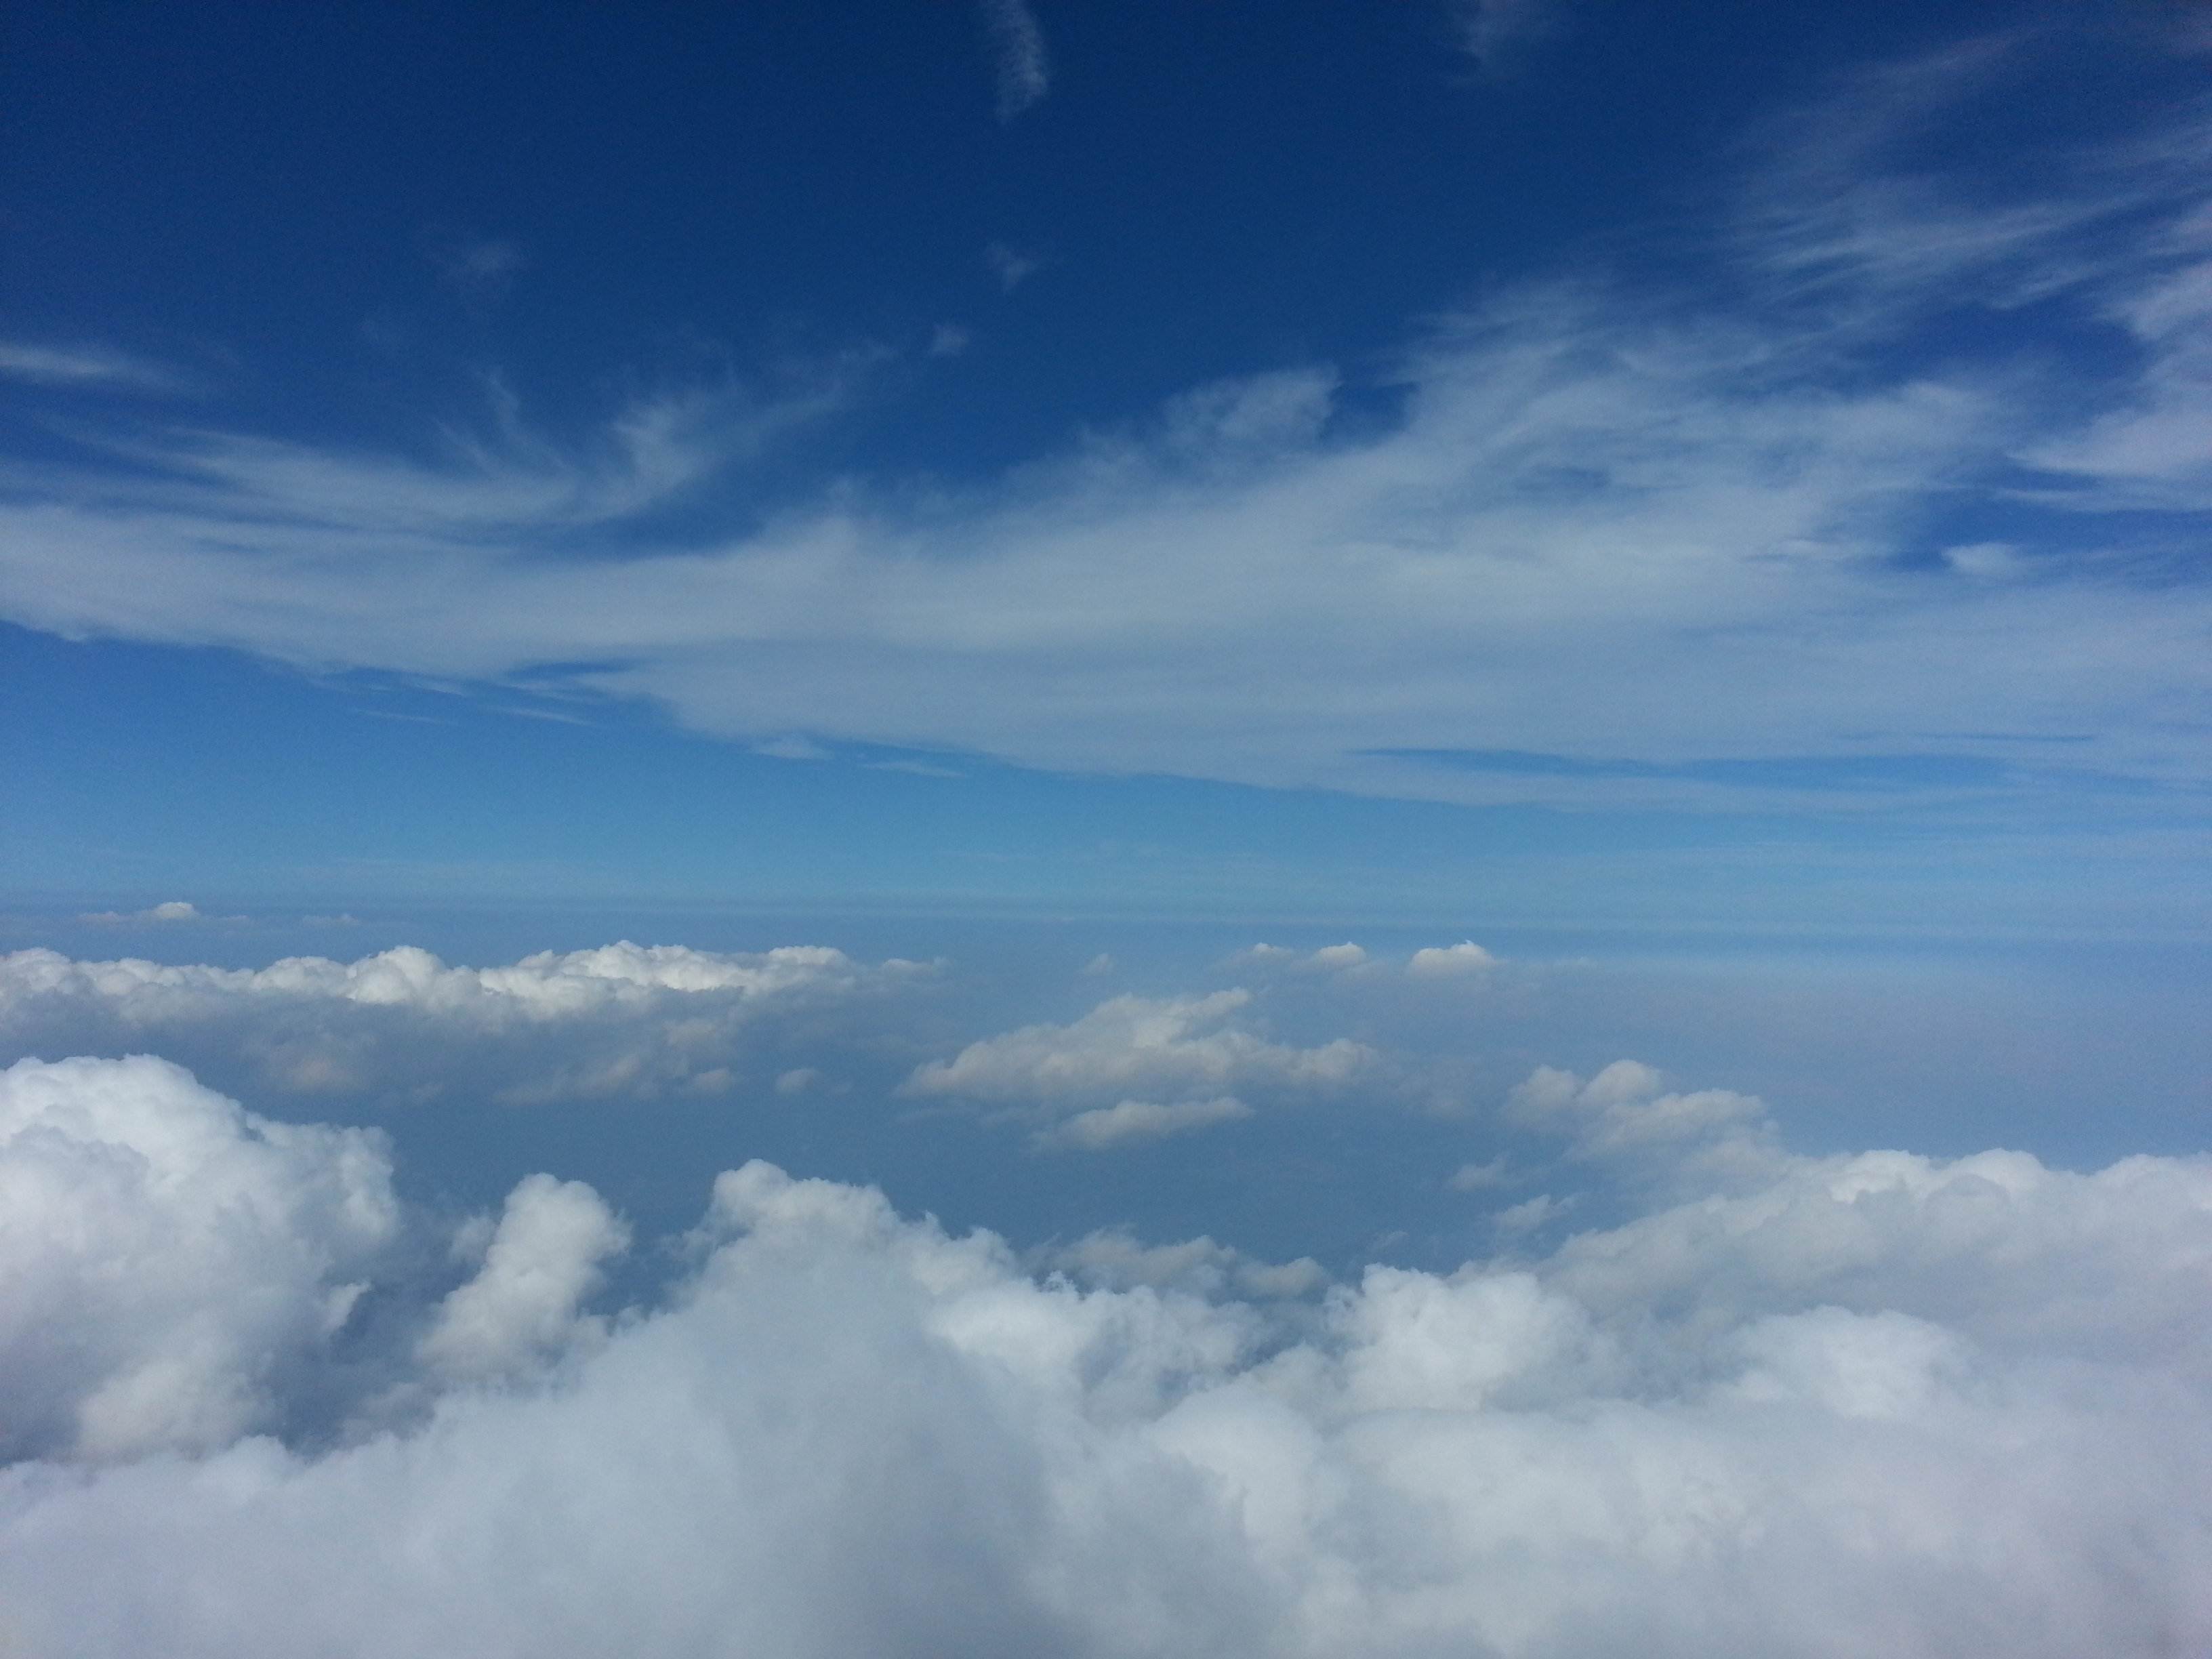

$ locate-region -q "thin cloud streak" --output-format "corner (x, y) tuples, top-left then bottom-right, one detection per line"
(979, 0), (1050, 120)
(0, 340), (192, 394)
(1, 31), (2207, 819)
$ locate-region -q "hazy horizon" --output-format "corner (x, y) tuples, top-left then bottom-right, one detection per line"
(4, 3), (2209, 1654)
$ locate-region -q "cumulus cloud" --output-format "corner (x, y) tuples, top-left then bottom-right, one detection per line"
(0, 942), (927, 1107)
(4, 28), (2207, 819)
(1508, 1059), (1780, 1189)
(0, 1055), (403, 1462)
(903, 990), (1370, 1134)
(1404, 940), (1498, 978)
(1299, 943), (1368, 972)
(2, 1093), (2208, 1657)
(415, 1174), (628, 1382)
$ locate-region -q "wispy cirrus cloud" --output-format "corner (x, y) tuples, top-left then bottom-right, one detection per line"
(1452, 0), (1573, 75)
(1, 28), (2207, 821)
(0, 340), (192, 394)
(978, 0), (1050, 121)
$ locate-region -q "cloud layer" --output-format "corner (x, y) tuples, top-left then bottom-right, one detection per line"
(0, 941), (926, 1106)
(3, 25), (2208, 817)
(2, 1046), (2207, 1658)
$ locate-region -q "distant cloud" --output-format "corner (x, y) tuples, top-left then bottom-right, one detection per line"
(1221, 943), (1374, 974)
(1035, 1094), (1252, 1150)
(1300, 943), (1369, 972)
(1405, 941), (1499, 978)
(1509, 1059), (1779, 1190)
(0, 942), (927, 1107)
(1451, 0), (1572, 74)
(426, 232), (526, 304)
(752, 735), (834, 760)
(77, 901), (240, 924)
(983, 240), (1044, 291)
(903, 989), (1368, 1120)
(977, 0), (1050, 120)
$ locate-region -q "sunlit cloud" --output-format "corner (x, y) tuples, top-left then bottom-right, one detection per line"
(2, 28), (2206, 830)
(3, 1045), (2207, 1656)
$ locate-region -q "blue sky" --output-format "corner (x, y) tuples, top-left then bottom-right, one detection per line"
(5, 8), (2212, 1654)
(3, 0), (2207, 931)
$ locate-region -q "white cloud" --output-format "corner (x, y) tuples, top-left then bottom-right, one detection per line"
(1045, 1228), (1326, 1298)
(2, 1128), (2209, 1656)
(1405, 941), (1498, 979)
(1508, 1059), (1780, 1188)
(0, 942), (926, 1106)
(977, 0), (1050, 120)
(2018, 251), (2212, 508)
(78, 900), (207, 923)
(0, 40), (2194, 827)
(0, 1055), (402, 1462)
(1452, 0), (1571, 74)
(983, 239), (1044, 291)
(7, 41), (2205, 817)
(1299, 943), (1368, 972)
(1037, 1094), (1253, 1151)
(903, 989), (1370, 1114)
(415, 1174), (628, 1382)
(1446, 1153), (1512, 1191)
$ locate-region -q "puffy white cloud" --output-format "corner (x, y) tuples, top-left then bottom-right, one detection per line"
(415, 1174), (629, 1383)
(0, 941), (924, 1105)
(1299, 943), (1368, 972)
(0, 1055), (403, 1462)
(902, 990), (1370, 1124)
(1509, 1059), (1780, 1188)
(1404, 941), (1498, 979)
(1539, 1144), (2212, 1374)
(2, 1134), (2209, 1658)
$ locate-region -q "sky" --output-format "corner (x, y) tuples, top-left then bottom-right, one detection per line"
(3, 3), (2212, 1656)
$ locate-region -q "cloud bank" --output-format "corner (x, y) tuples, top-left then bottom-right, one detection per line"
(3, 26), (2208, 817)
(1, 1047), (2207, 1658)
(903, 988), (1369, 1144)
(0, 941), (928, 1107)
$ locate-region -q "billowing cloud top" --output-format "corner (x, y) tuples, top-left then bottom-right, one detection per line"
(3, 1041), (2209, 1657)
